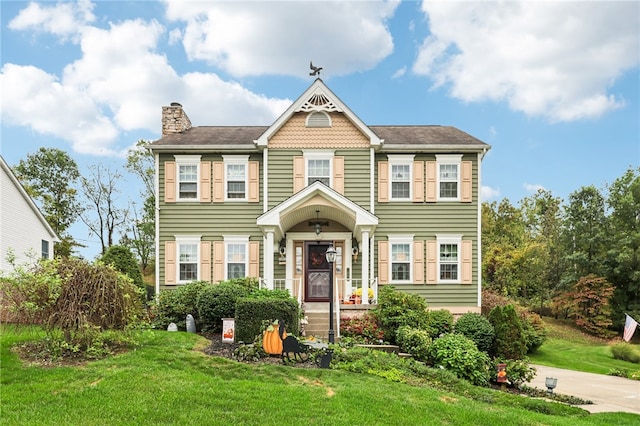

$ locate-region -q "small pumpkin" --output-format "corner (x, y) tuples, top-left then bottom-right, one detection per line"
(262, 320), (286, 355)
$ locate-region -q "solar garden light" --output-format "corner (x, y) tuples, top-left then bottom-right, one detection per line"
(545, 377), (558, 395)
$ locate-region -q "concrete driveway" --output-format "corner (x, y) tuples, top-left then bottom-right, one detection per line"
(531, 364), (640, 415)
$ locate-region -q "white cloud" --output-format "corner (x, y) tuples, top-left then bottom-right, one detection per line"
(481, 185), (500, 201)
(524, 183), (545, 193)
(392, 66), (406, 79)
(414, 1), (640, 122)
(1, 4), (291, 157)
(8, 0), (95, 38)
(0, 63), (119, 156)
(163, 0), (399, 77)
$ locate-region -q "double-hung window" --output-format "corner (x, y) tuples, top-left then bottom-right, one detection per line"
(225, 236), (248, 279)
(223, 156), (248, 201)
(388, 155), (414, 201)
(437, 235), (462, 283)
(389, 235), (413, 282)
(175, 155), (201, 201)
(436, 155), (462, 201)
(305, 151), (333, 187)
(176, 236), (201, 282)
(41, 240), (50, 259)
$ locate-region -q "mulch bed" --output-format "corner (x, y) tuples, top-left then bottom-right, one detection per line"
(202, 333), (319, 368)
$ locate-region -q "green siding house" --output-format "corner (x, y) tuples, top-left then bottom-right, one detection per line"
(150, 79), (491, 335)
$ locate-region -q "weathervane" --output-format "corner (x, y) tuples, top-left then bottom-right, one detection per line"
(309, 61), (322, 76)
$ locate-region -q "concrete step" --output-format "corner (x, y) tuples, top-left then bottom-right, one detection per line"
(303, 311), (338, 340)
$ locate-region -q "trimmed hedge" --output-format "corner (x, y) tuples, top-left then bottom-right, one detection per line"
(235, 298), (299, 343)
(196, 282), (250, 332)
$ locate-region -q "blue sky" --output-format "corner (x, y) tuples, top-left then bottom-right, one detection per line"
(1, 0), (639, 260)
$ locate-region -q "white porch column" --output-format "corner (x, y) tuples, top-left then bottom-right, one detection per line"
(264, 231), (275, 289)
(361, 230), (370, 304)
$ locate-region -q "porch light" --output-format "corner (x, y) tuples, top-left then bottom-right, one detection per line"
(325, 244), (337, 344)
(309, 209), (329, 237)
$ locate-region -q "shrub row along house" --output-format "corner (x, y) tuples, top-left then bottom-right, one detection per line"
(150, 79), (491, 336)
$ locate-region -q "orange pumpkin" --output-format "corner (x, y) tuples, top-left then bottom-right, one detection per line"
(262, 321), (286, 355)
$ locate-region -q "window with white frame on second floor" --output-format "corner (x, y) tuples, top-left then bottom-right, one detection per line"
(307, 158), (330, 186)
(391, 242), (411, 282)
(179, 242), (198, 282)
(223, 155), (249, 201)
(391, 164), (411, 199)
(178, 164), (198, 199)
(226, 164), (246, 199)
(388, 155), (414, 201)
(437, 155), (462, 201)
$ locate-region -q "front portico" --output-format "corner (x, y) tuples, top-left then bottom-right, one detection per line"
(257, 181), (378, 305)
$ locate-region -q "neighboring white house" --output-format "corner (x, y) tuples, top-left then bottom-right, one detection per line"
(0, 155), (59, 272)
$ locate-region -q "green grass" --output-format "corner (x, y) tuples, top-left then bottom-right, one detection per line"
(1, 325), (639, 425)
(528, 318), (640, 375)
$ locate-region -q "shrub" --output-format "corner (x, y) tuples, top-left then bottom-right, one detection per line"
(481, 288), (511, 316)
(246, 288), (292, 300)
(491, 358), (537, 387)
(611, 342), (640, 364)
(196, 282), (251, 332)
(331, 346), (413, 383)
(340, 313), (385, 344)
(100, 245), (144, 293)
(152, 280), (210, 331)
(0, 257), (62, 324)
(426, 309), (454, 338)
(396, 326), (431, 362)
(425, 333), (491, 386)
(488, 305), (528, 360)
(234, 297), (299, 343)
(519, 310), (547, 353)
(373, 286), (429, 343)
(454, 313), (495, 353)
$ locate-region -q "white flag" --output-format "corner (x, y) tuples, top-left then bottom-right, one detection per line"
(623, 314), (638, 342)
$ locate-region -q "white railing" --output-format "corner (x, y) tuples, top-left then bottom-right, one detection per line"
(338, 277), (378, 304)
(259, 278), (303, 304)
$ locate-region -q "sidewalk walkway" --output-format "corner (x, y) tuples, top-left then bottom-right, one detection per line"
(531, 364), (640, 415)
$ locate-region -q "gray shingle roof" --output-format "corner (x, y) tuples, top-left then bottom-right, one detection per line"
(151, 124), (489, 150)
(369, 126), (487, 147)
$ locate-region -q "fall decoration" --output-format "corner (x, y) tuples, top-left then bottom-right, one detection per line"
(262, 320), (286, 355)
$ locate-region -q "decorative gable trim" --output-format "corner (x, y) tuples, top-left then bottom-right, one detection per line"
(255, 79), (382, 147)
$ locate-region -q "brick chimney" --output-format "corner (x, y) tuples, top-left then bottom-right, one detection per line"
(162, 102), (192, 136)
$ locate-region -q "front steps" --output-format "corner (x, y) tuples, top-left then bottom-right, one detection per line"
(301, 302), (375, 340)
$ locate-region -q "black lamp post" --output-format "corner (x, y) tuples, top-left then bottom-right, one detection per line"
(325, 243), (337, 343)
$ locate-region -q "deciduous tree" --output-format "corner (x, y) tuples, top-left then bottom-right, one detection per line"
(12, 148), (82, 256)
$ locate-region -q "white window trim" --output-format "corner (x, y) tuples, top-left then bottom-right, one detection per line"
(303, 150), (334, 188)
(388, 235), (414, 283)
(436, 154), (462, 202)
(223, 235), (249, 280)
(436, 234), (462, 284)
(175, 235), (202, 283)
(388, 155), (415, 201)
(174, 155), (202, 202)
(222, 155), (249, 202)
